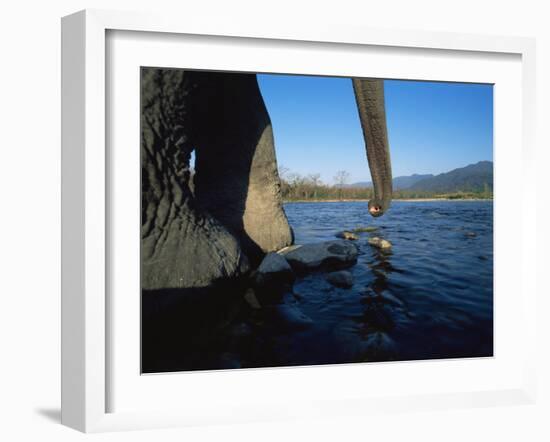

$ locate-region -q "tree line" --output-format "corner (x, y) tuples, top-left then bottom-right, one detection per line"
(278, 167), (493, 201)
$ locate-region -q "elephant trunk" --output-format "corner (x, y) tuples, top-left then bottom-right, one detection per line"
(352, 78), (393, 217)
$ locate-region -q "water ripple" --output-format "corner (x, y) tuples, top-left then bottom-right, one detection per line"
(281, 200), (493, 362)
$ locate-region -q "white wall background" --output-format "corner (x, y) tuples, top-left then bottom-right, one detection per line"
(0, 0), (548, 440)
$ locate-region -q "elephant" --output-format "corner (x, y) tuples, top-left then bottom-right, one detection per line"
(140, 68), (392, 295)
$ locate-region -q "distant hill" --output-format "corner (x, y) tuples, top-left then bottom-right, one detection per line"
(409, 161), (493, 193)
(347, 161), (493, 194)
(347, 181), (371, 188)
(393, 174), (435, 190)
(349, 173), (433, 190)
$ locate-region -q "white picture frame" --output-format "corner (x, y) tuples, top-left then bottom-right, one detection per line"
(61, 9), (537, 433)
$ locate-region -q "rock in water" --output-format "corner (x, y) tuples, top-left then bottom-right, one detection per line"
(325, 270), (354, 288)
(336, 231), (359, 240)
(254, 252), (295, 286)
(368, 237), (392, 250)
(281, 240), (359, 272)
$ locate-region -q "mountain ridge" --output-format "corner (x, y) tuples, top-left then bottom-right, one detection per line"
(348, 161), (493, 193)
(409, 160), (493, 192)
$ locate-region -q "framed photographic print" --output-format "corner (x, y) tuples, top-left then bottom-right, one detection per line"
(61, 9), (537, 432)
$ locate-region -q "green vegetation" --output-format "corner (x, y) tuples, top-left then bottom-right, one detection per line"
(392, 189), (493, 200)
(279, 168), (493, 202)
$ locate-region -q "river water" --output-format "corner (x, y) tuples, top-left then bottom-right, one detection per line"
(280, 200), (493, 365)
(143, 200), (494, 372)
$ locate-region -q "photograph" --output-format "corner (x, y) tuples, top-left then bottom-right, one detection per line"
(140, 67), (494, 373)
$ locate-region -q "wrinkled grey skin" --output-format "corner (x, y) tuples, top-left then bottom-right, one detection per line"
(189, 72), (293, 263)
(352, 79), (393, 217)
(141, 68), (392, 293)
(141, 69), (250, 292)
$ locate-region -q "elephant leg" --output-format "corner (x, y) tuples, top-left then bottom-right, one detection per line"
(141, 68), (249, 293)
(189, 72), (293, 264)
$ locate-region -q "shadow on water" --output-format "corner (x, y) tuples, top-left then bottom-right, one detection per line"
(352, 247), (403, 361)
(143, 200), (493, 372)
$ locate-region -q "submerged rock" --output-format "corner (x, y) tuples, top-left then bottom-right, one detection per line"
(254, 252), (295, 286)
(326, 270), (354, 288)
(368, 237), (392, 250)
(281, 240), (359, 272)
(336, 231), (359, 241)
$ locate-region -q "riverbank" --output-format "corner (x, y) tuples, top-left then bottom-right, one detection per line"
(284, 198), (493, 203)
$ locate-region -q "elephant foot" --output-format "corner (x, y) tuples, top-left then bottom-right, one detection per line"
(141, 201), (250, 293)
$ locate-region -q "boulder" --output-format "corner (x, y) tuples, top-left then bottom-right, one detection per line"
(281, 240), (358, 272)
(368, 237), (392, 250)
(325, 270), (354, 288)
(254, 252), (295, 286)
(336, 231), (359, 240)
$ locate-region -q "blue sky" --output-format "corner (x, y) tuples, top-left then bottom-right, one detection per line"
(257, 74), (493, 185)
